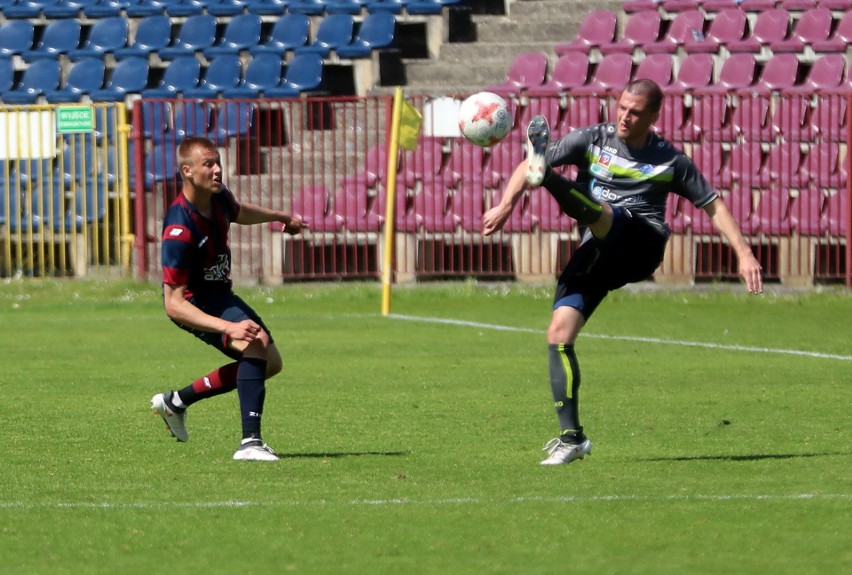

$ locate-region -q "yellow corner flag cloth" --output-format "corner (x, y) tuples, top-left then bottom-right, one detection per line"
(398, 98), (422, 151)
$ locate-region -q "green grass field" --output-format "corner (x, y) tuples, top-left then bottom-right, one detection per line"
(1, 279), (850, 575)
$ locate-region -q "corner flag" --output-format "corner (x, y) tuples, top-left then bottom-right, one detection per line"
(398, 97), (422, 151)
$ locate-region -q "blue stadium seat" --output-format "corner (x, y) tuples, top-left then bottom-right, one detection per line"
(289, 0), (327, 15)
(336, 11), (396, 58)
(245, 0), (289, 16)
(326, 0), (365, 14)
(406, 0), (461, 15)
(221, 53), (283, 98)
(146, 141), (179, 185)
(0, 20), (34, 57)
(2, 1), (44, 19)
(210, 101), (255, 144)
(249, 13), (310, 56)
(203, 13), (263, 57)
(23, 20), (81, 61)
(142, 56), (201, 97)
(126, 0), (169, 17)
(115, 15), (171, 60)
(1, 59), (61, 104)
(89, 56), (149, 102)
(45, 58), (105, 103)
(140, 101), (171, 143)
(173, 100), (213, 139)
(264, 52), (323, 97)
(42, 0), (86, 18)
(60, 135), (97, 182)
(83, 0), (127, 18)
(68, 17), (128, 59)
(163, 0), (205, 17)
(183, 54), (243, 99)
(159, 14), (216, 60)
(78, 177), (108, 224)
(294, 13), (354, 58)
(365, 0), (406, 14)
(206, 0), (244, 16)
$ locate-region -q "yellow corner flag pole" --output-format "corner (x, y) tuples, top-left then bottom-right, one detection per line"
(381, 88), (421, 316)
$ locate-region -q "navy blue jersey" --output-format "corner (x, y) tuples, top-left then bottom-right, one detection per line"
(161, 187), (241, 299)
(547, 123), (718, 234)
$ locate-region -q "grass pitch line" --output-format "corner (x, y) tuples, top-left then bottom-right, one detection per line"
(388, 314), (852, 362)
(2, 493), (850, 510)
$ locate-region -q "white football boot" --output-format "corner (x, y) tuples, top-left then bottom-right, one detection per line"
(150, 392), (189, 442)
(233, 440), (279, 462)
(540, 437), (592, 466)
(526, 114), (551, 187)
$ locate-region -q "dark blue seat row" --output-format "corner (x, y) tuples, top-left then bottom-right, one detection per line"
(0, 11), (397, 61)
(0, 0), (461, 19)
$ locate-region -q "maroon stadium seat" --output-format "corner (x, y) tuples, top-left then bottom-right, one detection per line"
(485, 51), (549, 96)
(727, 8), (791, 53)
(705, 53), (758, 94)
(644, 10), (705, 54)
(682, 8), (749, 53)
(572, 53), (634, 95)
(633, 53), (674, 86)
(600, 10), (661, 55)
(554, 10), (617, 55)
(770, 7), (832, 52)
(526, 51), (590, 97)
(811, 10), (852, 53)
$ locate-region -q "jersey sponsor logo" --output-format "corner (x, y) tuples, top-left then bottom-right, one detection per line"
(169, 227), (185, 237)
(203, 254), (230, 282)
(603, 145), (618, 154)
(203, 376), (212, 389)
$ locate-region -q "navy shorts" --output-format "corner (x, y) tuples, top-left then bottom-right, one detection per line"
(173, 292), (273, 361)
(554, 208), (669, 320)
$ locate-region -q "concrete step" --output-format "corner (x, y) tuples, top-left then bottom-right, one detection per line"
(437, 41), (558, 63)
(403, 59), (518, 88)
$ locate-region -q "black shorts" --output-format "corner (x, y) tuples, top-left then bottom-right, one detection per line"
(173, 292), (273, 361)
(553, 208), (669, 320)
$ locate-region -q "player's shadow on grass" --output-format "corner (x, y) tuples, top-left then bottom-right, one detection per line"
(279, 450), (410, 459)
(640, 452), (842, 462)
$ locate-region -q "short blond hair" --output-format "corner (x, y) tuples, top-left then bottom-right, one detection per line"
(177, 137), (217, 169)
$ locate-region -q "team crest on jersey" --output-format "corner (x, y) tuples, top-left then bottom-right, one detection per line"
(204, 254), (230, 282)
(590, 152), (613, 178)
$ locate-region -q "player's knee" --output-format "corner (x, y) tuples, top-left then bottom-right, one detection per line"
(265, 344), (283, 377)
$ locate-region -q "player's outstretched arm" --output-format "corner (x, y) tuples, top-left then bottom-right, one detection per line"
(483, 161), (529, 236)
(704, 197), (763, 294)
(236, 202), (308, 235)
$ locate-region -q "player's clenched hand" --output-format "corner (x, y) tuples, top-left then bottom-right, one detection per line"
(281, 215), (308, 235)
(482, 204), (511, 236)
(227, 319), (262, 342)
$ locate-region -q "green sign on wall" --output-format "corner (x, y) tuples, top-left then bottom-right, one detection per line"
(57, 106), (95, 133)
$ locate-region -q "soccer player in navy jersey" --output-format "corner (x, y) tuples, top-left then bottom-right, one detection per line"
(151, 137), (307, 461)
(483, 79), (763, 465)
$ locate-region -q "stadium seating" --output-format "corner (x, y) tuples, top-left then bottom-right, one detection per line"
(68, 17), (128, 59)
(295, 14), (354, 58)
(483, 51), (548, 96)
(553, 10), (617, 56)
(787, 53), (848, 94)
(0, 57), (14, 94)
(89, 56), (149, 101)
(632, 53), (673, 86)
(159, 14), (217, 60)
(83, 1), (127, 19)
(745, 52), (800, 94)
(245, 0), (289, 16)
(173, 100), (213, 139)
(599, 9), (661, 55)
(126, 0), (170, 17)
(336, 11), (397, 59)
(206, 0), (244, 17)
(571, 52), (633, 95)
(210, 101), (255, 145)
(334, 186), (383, 233)
(364, 0), (407, 14)
(164, 0), (205, 17)
(643, 10), (705, 54)
(326, 0), (366, 14)
(526, 51), (590, 97)
(183, 54), (243, 99)
(770, 7), (832, 53)
(23, 19), (80, 61)
(682, 8), (748, 53)
(811, 10), (852, 53)
(1, 59), (61, 104)
(142, 56), (201, 98)
(221, 53), (283, 98)
(726, 8), (791, 54)
(0, 20), (34, 57)
(2, 0), (43, 19)
(289, 0), (328, 15)
(263, 52), (324, 97)
(666, 52), (715, 95)
(250, 13), (311, 56)
(203, 13), (263, 57)
(291, 185), (345, 234)
(704, 52), (758, 94)
(45, 58), (105, 103)
(114, 15), (172, 60)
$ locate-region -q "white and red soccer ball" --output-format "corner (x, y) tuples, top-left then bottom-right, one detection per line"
(458, 91), (512, 147)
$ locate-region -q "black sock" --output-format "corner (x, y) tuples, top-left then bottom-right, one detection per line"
(236, 357), (267, 441)
(542, 171), (603, 226)
(548, 343), (585, 442)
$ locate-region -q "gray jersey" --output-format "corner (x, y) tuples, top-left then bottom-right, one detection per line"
(546, 123), (718, 234)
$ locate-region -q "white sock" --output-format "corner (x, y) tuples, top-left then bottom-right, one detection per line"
(170, 392), (186, 409)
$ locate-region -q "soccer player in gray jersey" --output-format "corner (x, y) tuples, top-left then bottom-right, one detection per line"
(483, 79), (763, 465)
